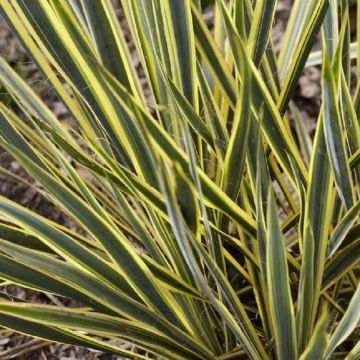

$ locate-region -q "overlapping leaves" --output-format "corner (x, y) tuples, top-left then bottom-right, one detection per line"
(0, 0), (358, 359)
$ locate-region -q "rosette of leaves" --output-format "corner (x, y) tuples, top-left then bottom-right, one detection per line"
(0, 0), (359, 359)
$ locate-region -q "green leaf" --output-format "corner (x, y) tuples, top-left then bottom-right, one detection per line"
(217, 0), (308, 188)
(248, 0), (277, 66)
(277, 0), (329, 113)
(0, 313), (146, 359)
(78, 0), (141, 98)
(291, 102), (312, 165)
(326, 285), (360, 358)
(174, 165), (200, 235)
(167, 77), (215, 147)
(98, 67), (257, 236)
(196, 62), (228, 157)
(0, 238), (212, 358)
(0, 142), (185, 327)
(303, 104), (334, 334)
(266, 189), (297, 360)
(278, 0), (314, 80)
(296, 225), (315, 354)
(159, 163), (268, 360)
(340, 71), (360, 180)
(0, 303), (208, 360)
(190, 2), (236, 105)
(0, 195), (138, 299)
(323, 57), (354, 210)
(328, 202), (360, 257)
(164, 0), (197, 106)
(222, 36), (252, 201)
(322, 239), (360, 291)
(299, 312), (329, 360)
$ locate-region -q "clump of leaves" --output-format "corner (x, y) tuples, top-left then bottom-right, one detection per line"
(0, 0), (359, 359)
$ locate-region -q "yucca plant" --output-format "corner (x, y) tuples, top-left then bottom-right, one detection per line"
(0, 0), (359, 358)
